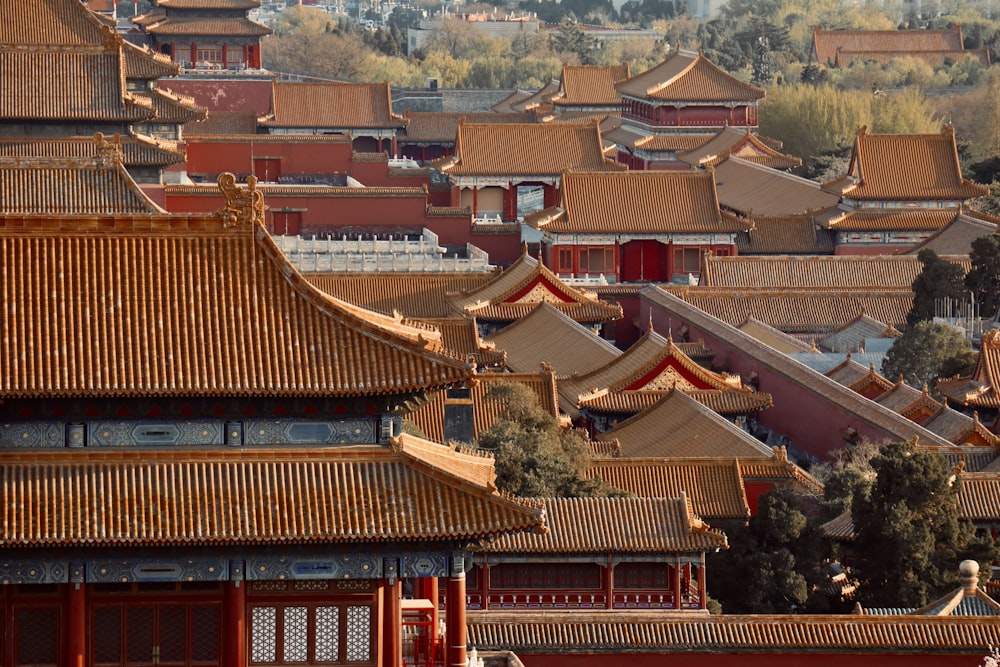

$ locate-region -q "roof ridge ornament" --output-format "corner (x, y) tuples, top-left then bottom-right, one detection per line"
(93, 132), (123, 168)
(216, 172), (268, 229)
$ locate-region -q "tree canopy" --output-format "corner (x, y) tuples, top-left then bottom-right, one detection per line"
(965, 234), (1000, 319)
(881, 320), (977, 389)
(851, 440), (998, 608)
(473, 382), (624, 498)
(907, 249), (968, 326)
(706, 485), (832, 613)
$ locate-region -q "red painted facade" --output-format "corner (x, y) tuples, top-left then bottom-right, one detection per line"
(621, 101), (758, 129)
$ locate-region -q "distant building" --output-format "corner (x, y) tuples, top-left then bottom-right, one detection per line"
(407, 13), (540, 56)
(813, 25), (991, 68)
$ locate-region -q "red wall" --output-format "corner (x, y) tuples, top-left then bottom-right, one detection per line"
(641, 297), (909, 461)
(185, 139), (355, 179)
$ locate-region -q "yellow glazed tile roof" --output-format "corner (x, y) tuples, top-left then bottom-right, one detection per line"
(1, 0), (110, 45)
(939, 329), (1000, 409)
(305, 273), (495, 319)
(481, 496), (726, 554)
(135, 15), (272, 37)
(589, 458), (749, 519)
(679, 127), (801, 169)
(617, 49), (765, 102)
(553, 63), (631, 107)
(814, 25), (966, 64)
(828, 126), (988, 201)
(527, 170), (748, 235)
(261, 81), (404, 129)
(436, 122), (625, 176)
(0, 439), (545, 547)
(594, 390), (776, 459)
(487, 302), (622, 376)
(0, 175), (474, 398)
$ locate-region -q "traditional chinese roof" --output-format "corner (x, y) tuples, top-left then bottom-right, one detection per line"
(259, 81), (405, 130)
(0, 134), (186, 167)
(699, 253), (970, 290)
(551, 63), (631, 108)
(588, 458), (750, 520)
(602, 123), (713, 152)
(305, 273), (495, 319)
(820, 311), (899, 353)
(122, 40), (181, 79)
(156, 0), (262, 8)
(864, 561), (1000, 616)
(0, 174), (475, 399)
(640, 286), (955, 447)
(616, 49), (766, 103)
(876, 380), (941, 417)
(938, 329), (1000, 409)
(0, 436), (545, 547)
(679, 127), (801, 169)
(676, 287), (913, 333)
(184, 110), (259, 135)
(134, 87), (208, 124)
(0, 148), (167, 214)
(1, 49), (154, 122)
(578, 387), (772, 417)
(2, 0), (112, 45)
(401, 111), (534, 143)
(736, 214), (835, 255)
(486, 302), (622, 375)
(813, 26), (989, 68)
(823, 126), (988, 202)
(467, 609), (1000, 653)
(922, 405), (1000, 446)
(133, 14), (272, 37)
(713, 157), (841, 216)
(480, 495), (726, 555)
(920, 444), (1000, 472)
(421, 317), (506, 368)
(819, 208), (963, 232)
(737, 317), (815, 353)
(434, 121), (625, 177)
(491, 89), (536, 114)
(593, 390), (776, 459)
(525, 170), (748, 235)
(905, 212), (999, 256)
(406, 370), (560, 443)
(446, 253), (623, 324)
(507, 77), (560, 113)
(824, 356), (894, 397)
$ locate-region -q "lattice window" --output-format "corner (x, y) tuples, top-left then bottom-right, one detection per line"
(16, 607), (58, 667)
(345, 606), (371, 662)
(158, 606), (186, 664)
(614, 562), (670, 589)
(251, 607), (277, 663)
(283, 607), (309, 663)
(93, 607), (122, 664)
(252, 581), (288, 593)
(294, 581), (329, 592)
(192, 606), (220, 663)
(126, 607), (154, 664)
(315, 607), (340, 663)
(491, 563), (601, 589)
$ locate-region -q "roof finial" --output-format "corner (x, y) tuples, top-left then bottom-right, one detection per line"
(216, 172), (268, 229)
(648, 311), (655, 334)
(93, 132), (123, 168)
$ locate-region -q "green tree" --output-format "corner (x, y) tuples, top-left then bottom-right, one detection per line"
(907, 249), (968, 326)
(549, 19), (600, 65)
(851, 440), (998, 608)
(474, 382), (623, 498)
(881, 321), (977, 388)
(965, 234), (1000, 318)
(706, 485), (831, 613)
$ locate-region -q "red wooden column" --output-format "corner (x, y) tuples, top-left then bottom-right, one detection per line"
(672, 555), (682, 609)
(479, 560), (490, 610)
(383, 579), (402, 667)
(66, 566), (86, 667)
(603, 557), (614, 609)
(446, 557), (467, 667)
(190, 44), (197, 68)
(697, 554), (707, 609)
(225, 579), (246, 667)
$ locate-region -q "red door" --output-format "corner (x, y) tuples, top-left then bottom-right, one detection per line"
(621, 240), (666, 282)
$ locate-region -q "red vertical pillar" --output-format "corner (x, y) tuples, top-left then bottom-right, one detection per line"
(478, 560), (489, 610)
(446, 557), (467, 667)
(672, 555), (682, 609)
(190, 44), (197, 68)
(222, 44), (228, 69)
(66, 567), (86, 667)
(603, 558), (614, 609)
(471, 187), (479, 218)
(697, 555), (707, 609)
(225, 579), (246, 667)
(383, 579), (402, 667)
